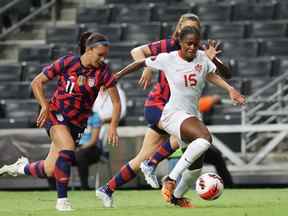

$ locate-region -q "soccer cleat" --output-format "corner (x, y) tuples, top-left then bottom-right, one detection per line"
(161, 176), (176, 202)
(0, 157), (29, 177)
(171, 195), (195, 208)
(56, 198), (74, 211)
(96, 186), (113, 208)
(140, 160), (159, 188)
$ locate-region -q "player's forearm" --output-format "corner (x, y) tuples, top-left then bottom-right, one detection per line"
(31, 78), (49, 108)
(110, 101), (121, 128)
(206, 73), (234, 93)
(130, 45), (151, 61)
(114, 60), (146, 80)
(213, 57), (231, 80)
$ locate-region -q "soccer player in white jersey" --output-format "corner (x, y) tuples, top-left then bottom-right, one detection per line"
(112, 26), (245, 206)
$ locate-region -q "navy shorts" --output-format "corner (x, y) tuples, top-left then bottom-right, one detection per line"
(44, 118), (84, 145)
(144, 106), (168, 135)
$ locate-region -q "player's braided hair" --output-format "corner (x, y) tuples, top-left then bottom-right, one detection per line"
(179, 26), (201, 42)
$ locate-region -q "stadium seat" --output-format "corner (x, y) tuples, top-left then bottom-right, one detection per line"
(109, 41), (138, 58)
(236, 58), (273, 78)
(110, 4), (153, 23)
(85, 24), (123, 42)
(248, 21), (287, 39)
(232, 3), (277, 21)
(46, 25), (81, 45)
(106, 58), (131, 73)
(196, 3), (232, 22)
(260, 39), (288, 57)
(278, 58), (288, 75)
(0, 63), (22, 81)
(51, 44), (78, 60)
(21, 62), (42, 81)
(3, 99), (39, 120)
(76, 6), (111, 24)
(206, 23), (247, 40)
(277, 3), (288, 20)
(123, 23), (161, 43)
(0, 82), (31, 99)
(153, 5), (194, 22)
(0, 118), (32, 129)
(18, 45), (53, 63)
(221, 39), (259, 59)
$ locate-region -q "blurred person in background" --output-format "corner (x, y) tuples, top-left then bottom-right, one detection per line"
(0, 32), (121, 211)
(76, 84), (126, 190)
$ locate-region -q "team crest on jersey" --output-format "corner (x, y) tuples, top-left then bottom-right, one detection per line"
(77, 75), (86, 86)
(195, 64), (203, 73)
(88, 78), (95, 87)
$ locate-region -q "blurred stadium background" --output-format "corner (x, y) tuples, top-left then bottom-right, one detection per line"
(0, 0), (288, 191)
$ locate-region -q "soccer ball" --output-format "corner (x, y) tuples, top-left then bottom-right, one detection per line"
(196, 172), (224, 200)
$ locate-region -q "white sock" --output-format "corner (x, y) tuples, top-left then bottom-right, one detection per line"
(173, 168), (201, 198)
(57, 197), (68, 202)
(169, 138), (210, 181)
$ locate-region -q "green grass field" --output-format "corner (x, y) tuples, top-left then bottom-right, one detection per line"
(0, 189), (288, 216)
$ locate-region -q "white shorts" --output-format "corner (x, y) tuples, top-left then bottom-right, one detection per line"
(159, 109), (200, 148)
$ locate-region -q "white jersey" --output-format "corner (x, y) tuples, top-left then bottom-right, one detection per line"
(145, 50), (216, 115)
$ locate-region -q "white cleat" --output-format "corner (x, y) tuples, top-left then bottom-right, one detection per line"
(0, 157), (29, 177)
(140, 160), (159, 188)
(96, 187), (113, 208)
(56, 198), (74, 211)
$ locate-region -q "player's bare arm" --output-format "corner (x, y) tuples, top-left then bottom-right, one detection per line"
(31, 73), (51, 128)
(114, 59), (146, 80)
(106, 86), (121, 147)
(206, 72), (245, 105)
(131, 45), (154, 89)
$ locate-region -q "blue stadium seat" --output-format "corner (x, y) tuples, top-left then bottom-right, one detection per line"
(206, 23), (247, 40)
(0, 63), (22, 81)
(18, 45), (53, 63)
(77, 6), (111, 24)
(232, 2), (277, 21)
(123, 23), (161, 43)
(46, 25), (81, 45)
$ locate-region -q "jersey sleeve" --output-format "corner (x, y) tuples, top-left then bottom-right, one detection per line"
(101, 64), (117, 88)
(206, 57), (217, 74)
(145, 53), (167, 72)
(42, 55), (72, 80)
(148, 39), (164, 56)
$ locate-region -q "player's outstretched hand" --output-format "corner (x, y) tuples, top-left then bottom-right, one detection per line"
(108, 126), (119, 147)
(203, 39), (222, 60)
(36, 105), (49, 128)
(138, 68), (153, 89)
(229, 88), (246, 105)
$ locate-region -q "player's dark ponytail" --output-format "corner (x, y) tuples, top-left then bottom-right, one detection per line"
(79, 31), (93, 55)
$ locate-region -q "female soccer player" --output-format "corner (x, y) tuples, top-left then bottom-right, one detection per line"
(0, 32), (121, 211)
(96, 13), (228, 208)
(97, 26), (244, 208)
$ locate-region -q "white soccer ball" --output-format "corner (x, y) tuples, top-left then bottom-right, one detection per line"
(196, 172), (224, 200)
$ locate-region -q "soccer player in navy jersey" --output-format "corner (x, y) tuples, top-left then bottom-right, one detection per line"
(0, 32), (121, 211)
(96, 14), (230, 208)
